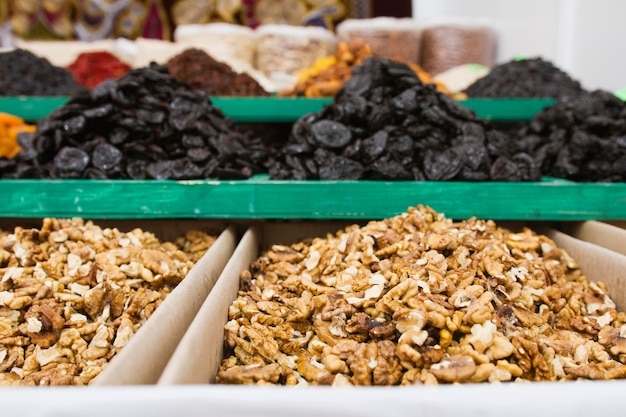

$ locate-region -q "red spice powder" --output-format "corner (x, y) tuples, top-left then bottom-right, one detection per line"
(67, 51), (132, 88)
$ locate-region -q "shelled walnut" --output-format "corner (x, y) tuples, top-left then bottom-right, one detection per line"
(217, 206), (626, 385)
(0, 218), (215, 386)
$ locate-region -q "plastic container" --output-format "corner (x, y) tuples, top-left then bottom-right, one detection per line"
(336, 17), (421, 63)
(255, 24), (337, 79)
(174, 23), (256, 68)
(420, 19), (496, 76)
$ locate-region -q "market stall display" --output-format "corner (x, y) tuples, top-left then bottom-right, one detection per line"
(0, 10), (625, 415)
(217, 205), (626, 385)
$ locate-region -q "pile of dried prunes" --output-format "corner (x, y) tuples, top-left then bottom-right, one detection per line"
(464, 57), (585, 99)
(515, 90), (626, 182)
(0, 64), (268, 179)
(0, 49), (85, 96)
(269, 58), (539, 181)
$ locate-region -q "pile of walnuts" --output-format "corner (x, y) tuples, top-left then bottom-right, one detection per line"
(0, 218), (215, 385)
(218, 206), (626, 385)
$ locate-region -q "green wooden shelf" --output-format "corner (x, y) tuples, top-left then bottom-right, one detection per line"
(211, 97), (332, 122)
(459, 98), (556, 121)
(0, 97), (555, 123)
(0, 176), (624, 220)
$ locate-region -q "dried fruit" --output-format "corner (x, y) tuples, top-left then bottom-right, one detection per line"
(1, 64), (269, 180)
(516, 90), (626, 181)
(0, 113), (36, 159)
(167, 48), (269, 97)
(0, 49), (85, 96)
(280, 41), (463, 99)
(465, 58), (585, 99)
(270, 58), (538, 181)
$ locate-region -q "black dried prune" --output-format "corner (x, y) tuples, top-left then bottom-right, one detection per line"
(12, 164), (43, 179)
(92, 143), (123, 172)
(146, 160), (175, 179)
(15, 133), (38, 162)
(391, 89), (419, 112)
(284, 155), (309, 180)
(490, 157), (521, 182)
(283, 143), (312, 155)
(311, 120), (352, 149)
(83, 168), (108, 179)
(53, 147), (90, 177)
(334, 91), (368, 124)
(139, 109), (166, 124)
(170, 159), (204, 180)
(182, 134), (205, 149)
(83, 104), (114, 119)
(341, 139), (361, 159)
(63, 115), (87, 136)
(187, 148), (211, 162)
(486, 129), (514, 159)
(342, 72), (373, 97)
(109, 128), (129, 145)
(315, 149), (363, 180)
(194, 120), (217, 137)
(361, 131), (388, 163)
(423, 148), (463, 181)
(367, 105), (394, 132)
(0, 158), (17, 174)
(126, 159), (149, 179)
(35, 135), (57, 162)
(368, 158), (412, 180)
(458, 167), (489, 181)
(387, 135), (414, 157)
(456, 141), (489, 171)
(512, 153), (541, 181)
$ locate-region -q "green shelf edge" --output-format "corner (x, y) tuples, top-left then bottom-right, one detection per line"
(0, 97), (556, 122)
(1, 176), (625, 220)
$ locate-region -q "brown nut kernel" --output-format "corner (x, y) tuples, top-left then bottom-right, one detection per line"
(217, 205), (626, 385)
(0, 219), (215, 386)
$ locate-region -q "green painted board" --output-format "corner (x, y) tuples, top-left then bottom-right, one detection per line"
(0, 175), (625, 220)
(210, 97), (332, 122)
(459, 98), (556, 121)
(0, 96), (69, 121)
(0, 96), (555, 123)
